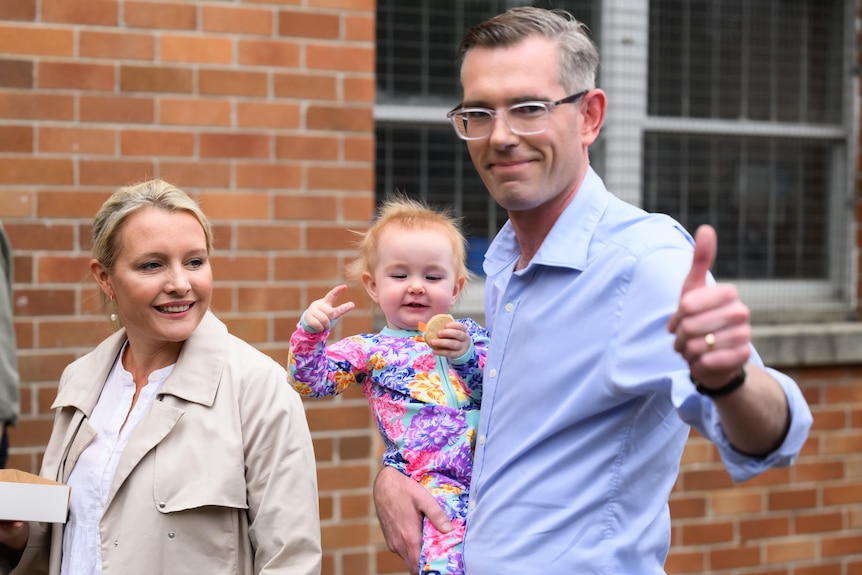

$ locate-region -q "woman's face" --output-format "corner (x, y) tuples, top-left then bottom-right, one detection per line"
(92, 207), (212, 356)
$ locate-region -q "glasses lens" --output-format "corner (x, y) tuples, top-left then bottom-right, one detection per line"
(451, 109), (494, 140)
(506, 103), (550, 135)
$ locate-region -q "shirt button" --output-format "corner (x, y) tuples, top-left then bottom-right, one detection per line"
(505, 303), (514, 312)
(488, 368), (497, 378)
(113, 540), (118, 547)
(478, 435), (485, 445)
(469, 501), (476, 510)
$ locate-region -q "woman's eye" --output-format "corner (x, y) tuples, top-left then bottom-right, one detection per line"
(140, 261), (161, 271)
(187, 258), (205, 268)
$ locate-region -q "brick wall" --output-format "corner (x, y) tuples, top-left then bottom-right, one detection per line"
(2, 2), (862, 575)
(0, 2), (385, 574)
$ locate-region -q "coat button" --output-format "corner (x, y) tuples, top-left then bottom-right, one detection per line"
(158, 501), (166, 509)
(168, 532), (176, 539)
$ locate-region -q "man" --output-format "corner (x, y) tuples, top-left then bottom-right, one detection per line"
(373, 7), (812, 574)
(0, 223), (18, 468)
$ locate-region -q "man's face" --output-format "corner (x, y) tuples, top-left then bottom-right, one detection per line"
(460, 36), (589, 215)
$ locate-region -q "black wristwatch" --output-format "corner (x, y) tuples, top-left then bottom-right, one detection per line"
(692, 366), (747, 398)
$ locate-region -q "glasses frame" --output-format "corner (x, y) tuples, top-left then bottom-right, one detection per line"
(446, 90), (590, 141)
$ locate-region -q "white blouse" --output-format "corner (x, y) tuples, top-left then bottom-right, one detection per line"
(61, 346), (173, 575)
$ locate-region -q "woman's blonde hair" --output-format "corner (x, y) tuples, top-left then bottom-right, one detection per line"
(91, 179), (213, 273)
(345, 195), (472, 290)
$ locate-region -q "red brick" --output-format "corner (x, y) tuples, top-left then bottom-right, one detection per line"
(796, 564), (842, 575)
(273, 256), (339, 281)
(307, 0), (374, 8)
(0, 60), (33, 88)
(120, 129), (194, 157)
(307, 226), (358, 250)
(38, 126), (116, 155)
(339, 436), (372, 461)
(80, 95), (155, 124)
(768, 488), (817, 510)
(199, 192), (270, 221)
(80, 30), (155, 60)
(39, 319), (109, 348)
(124, 1), (197, 30)
(823, 482), (862, 505)
(308, 165), (373, 191)
(345, 14), (374, 42)
(316, 463), (371, 491)
(237, 102), (300, 129)
(37, 61), (115, 91)
(680, 521), (734, 545)
(343, 76), (375, 104)
(276, 135), (338, 160)
(0, 190), (34, 217)
(740, 516), (790, 540)
(823, 430), (862, 454)
(199, 69), (268, 97)
(5, 223), (73, 250)
(307, 45), (374, 72)
(766, 538), (817, 563)
(79, 159), (155, 187)
(236, 224), (301, 250)
(278, 10), (340, 39)
(344, 135), (373, 162)
(13, 289), (75, 317)
(821, 534), (862, 557)
(202, 5), (274, 35)
(0, 0), (35, 20)
(236, 163), (302, 189)
(120, 65), (193, 94)
(219, 316), (269, 343)
(321, 521), (371, 548)
(36, 256), (91, 283)
(7, 418), (54, 448)
(274, 194), (338, 220)
(795, 511), (843, 534)
(307, 105), (373, 132)
(159, 98), (232, 127)
(236, 286), (301, 312)
(159, 162), (232, 189)
(160, 35), (233, 65)
(209, 255), (269, 281)
(342, 194), (374, 222)
(274, 73), (337, 100)
(238, 39), (301, 68)
(37, 190), (111, 218)
(42, 0), (118, 25)
(0, 92), (73, 121)
(200, 133), (270, 159)
(0, 25), (70, 56)
(0, 158), (73, 185)
(0, 126), (33, 153)
(710, 490), (763, 515)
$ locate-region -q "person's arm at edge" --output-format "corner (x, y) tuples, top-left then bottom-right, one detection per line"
(373, 467), (452, 575)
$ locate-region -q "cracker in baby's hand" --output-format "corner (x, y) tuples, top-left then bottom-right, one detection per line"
(419, 314), (454, 350)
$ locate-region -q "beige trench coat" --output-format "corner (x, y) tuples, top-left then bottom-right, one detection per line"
(12, 311), (321, 575)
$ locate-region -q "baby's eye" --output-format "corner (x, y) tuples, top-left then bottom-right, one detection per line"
(426, 275), (442, 282)
(391, 274), (407, 279)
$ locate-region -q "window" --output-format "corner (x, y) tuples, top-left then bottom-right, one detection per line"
(375, 0), (855, 321)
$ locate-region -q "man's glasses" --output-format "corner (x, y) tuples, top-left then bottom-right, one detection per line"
(447, 90), (589, 141)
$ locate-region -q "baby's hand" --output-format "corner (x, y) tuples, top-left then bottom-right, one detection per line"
(304, 285), (356, 333)
(427, 320), (470, 359)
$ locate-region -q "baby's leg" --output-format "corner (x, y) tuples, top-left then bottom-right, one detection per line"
(418, 515), (464, 575)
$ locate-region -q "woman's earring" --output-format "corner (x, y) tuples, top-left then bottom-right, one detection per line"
(109, 295), (117, 323)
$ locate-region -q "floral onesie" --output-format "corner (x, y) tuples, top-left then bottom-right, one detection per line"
(288, 317), (488, 575)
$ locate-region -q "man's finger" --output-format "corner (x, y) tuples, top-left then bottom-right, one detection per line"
(680, 224), (717, 296)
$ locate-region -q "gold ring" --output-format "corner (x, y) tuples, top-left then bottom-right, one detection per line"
(705, 332), (716, 352)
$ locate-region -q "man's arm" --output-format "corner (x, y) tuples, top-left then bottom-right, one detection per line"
(373, 467), (452, 575)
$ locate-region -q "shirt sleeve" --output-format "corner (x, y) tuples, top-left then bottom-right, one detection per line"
(449, 318), (489, 398)
(287, 318), (370, 397)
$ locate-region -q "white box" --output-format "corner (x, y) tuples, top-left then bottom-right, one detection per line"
(0, 469), (70, 523)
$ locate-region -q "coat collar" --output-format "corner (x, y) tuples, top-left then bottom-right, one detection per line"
(52, 311), (228, 413)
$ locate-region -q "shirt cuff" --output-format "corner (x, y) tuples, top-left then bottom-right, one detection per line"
(450, 340), (475, 366)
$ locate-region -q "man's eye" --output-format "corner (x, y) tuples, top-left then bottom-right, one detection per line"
(465, 111), (492, 122)
(510, 104), (546, 117)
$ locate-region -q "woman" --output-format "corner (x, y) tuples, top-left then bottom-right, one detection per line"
(0, 180), (321, 574)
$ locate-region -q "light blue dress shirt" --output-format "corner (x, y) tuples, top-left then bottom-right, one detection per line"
(463, 168), (812, 574)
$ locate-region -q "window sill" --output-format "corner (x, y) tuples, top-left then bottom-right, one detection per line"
(753, 322), (862, 368)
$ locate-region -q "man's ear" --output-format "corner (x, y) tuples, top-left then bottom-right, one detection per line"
(580, 89), (607, 146)
(361, 272), (380, 303)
